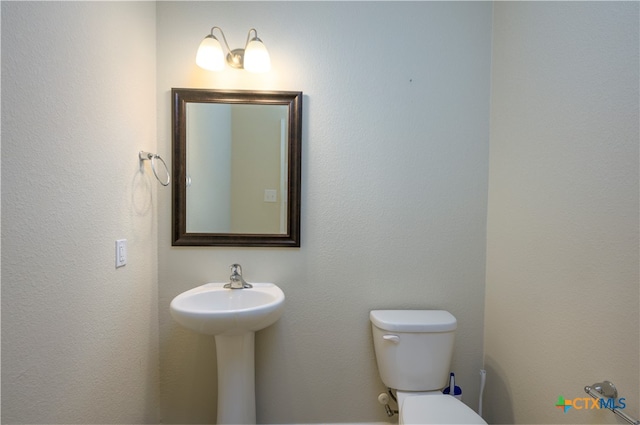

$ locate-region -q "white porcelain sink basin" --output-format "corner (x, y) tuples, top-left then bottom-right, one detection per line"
(170, 282), (285, 335)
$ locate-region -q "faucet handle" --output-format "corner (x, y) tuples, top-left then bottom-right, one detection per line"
(225, 264), (252, 289)
(230, 263), (243, 277)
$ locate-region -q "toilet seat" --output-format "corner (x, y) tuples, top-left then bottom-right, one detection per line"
(400, 394), (487, 424)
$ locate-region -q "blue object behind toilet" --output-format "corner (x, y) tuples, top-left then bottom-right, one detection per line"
(442, 372), (462, 400)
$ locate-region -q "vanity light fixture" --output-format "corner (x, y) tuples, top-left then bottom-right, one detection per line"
(196, 26), (271, 73)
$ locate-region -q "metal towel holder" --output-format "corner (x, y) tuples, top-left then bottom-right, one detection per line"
(584, 381), (639, 425)
(139, 151), (170, 186)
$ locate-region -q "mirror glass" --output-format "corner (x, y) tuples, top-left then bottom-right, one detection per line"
(172, 89), (302, 246)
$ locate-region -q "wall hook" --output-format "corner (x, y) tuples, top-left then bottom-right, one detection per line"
(139, 151), (170, 186)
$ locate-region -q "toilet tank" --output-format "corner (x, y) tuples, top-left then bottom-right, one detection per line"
(370, 310), (456, 391)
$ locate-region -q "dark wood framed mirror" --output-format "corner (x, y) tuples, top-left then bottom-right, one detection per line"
(172, 88), (302, 247)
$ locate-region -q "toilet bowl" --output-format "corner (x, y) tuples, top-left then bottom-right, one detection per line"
(370, 310), (486, 424)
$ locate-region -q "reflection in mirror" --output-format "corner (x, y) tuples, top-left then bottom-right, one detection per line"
(172, 89), (302, 247)
(186, 103), (288, 234)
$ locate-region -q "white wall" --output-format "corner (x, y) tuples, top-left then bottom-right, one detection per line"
(1, 2), (159, 423)
(157, 2), (492, 423)
(484, 2), (639, 424)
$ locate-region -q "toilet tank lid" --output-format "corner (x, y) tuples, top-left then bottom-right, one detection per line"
(370, 310), (457, 332)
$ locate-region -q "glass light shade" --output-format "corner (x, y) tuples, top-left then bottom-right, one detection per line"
(243, 38), (271, 73)
(196, 35), (225, 71)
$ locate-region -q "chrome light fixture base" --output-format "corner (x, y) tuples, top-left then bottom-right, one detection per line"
(227, 48), (245, 69)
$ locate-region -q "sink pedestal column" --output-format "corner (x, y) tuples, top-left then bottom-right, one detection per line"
(214, 332), (256, 424)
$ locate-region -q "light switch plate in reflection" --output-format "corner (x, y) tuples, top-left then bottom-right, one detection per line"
(264, 189), (277, 203)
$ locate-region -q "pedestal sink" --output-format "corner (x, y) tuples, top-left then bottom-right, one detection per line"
(170, 282), (285, 424)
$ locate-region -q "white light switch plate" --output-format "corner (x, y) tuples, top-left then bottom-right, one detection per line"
(116, 239), (127, 268)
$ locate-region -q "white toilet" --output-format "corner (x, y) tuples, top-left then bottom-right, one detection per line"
(370, 310), (487, 424)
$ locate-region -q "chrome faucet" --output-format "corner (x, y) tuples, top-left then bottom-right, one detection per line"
(224, 264), (253, 289)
